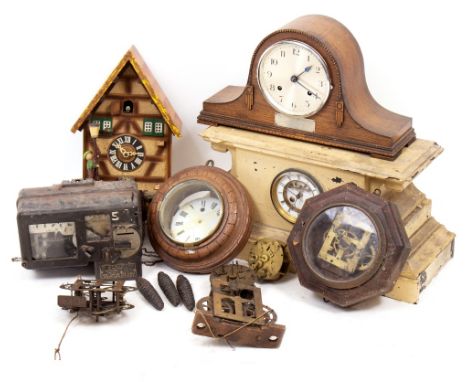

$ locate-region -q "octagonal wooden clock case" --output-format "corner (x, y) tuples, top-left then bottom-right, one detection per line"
(199, 15), (455, 304)
(71, 46), (182, 193)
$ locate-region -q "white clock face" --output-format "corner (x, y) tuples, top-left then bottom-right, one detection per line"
(257, 40), (331, 117)
(271, 169), (322, 223)
(159, 180), (224, 246)
(170, 195), (222, 245)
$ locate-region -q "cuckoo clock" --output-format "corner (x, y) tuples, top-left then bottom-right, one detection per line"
(200, 16), (455, 304)
(71, 46), (182, 193)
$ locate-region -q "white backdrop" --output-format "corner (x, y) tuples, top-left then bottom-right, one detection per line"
(1, 1), (466, 381)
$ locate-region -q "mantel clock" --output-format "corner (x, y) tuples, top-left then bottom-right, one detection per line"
(198, 15), (415, 160)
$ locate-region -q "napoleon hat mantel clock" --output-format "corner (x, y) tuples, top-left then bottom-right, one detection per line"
(198, 15), (415, 160)
(200, 15), (455, 304)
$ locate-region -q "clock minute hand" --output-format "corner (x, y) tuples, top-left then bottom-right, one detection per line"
(296, 79), (322, 100)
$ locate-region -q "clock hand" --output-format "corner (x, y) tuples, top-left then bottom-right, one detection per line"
(295, 65), (313, 79)
(296, 79), (322, 100)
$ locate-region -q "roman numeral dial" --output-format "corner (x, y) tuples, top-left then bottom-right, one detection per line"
(108, 134), (145, 172)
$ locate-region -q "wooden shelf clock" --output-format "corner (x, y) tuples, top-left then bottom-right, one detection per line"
(71, 46), (182, 193)
(200, 15), (455, 304)
(198, 15), (414, 160)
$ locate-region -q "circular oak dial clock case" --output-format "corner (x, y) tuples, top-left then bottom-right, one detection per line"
(147, 166), (253, 273)
(198, 15), (415, 160)
(287, 183), (411, 307)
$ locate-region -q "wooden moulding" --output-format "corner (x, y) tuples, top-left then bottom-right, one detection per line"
(201, 126), (442, 192)
(198, 15), (415, 159)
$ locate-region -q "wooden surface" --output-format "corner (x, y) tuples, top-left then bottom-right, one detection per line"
(198, 15), (415, 159)
(202, 126), (442, 191)
(287, 183), (411, 307)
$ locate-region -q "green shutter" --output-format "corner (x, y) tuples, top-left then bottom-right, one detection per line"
(143, 118), (165, 137)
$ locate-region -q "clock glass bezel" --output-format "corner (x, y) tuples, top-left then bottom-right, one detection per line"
(302, 203), (384, 289)
(158, 179), (225, 246)
(271, 168), (322, 223)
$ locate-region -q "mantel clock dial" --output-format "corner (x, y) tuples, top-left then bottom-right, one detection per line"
(271, 169), (322, 223)
(147, 165), (252, 273)
(258, 40), (331, 117)
(108, 135), (145, 172)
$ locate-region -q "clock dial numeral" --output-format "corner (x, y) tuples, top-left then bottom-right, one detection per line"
(108, 134), (145, 172)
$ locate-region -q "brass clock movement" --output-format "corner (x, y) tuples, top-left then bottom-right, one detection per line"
(199, 15), (415, 159)
(288, 183), (411, 307)
(147, 165), (253, 273)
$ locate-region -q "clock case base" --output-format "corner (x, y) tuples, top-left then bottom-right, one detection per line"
(201, 125), (455, 304)
(198, 99), (415, 160)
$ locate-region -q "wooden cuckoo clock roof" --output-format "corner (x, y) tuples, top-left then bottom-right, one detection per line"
(71, 45), (182, 137)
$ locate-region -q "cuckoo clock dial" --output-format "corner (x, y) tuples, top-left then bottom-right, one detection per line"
(271, 169), (322, 223)
(258, 40), (332, 117)
(108, 135), (145, 172)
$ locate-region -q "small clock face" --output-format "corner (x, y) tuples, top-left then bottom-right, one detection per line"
(271, 169), (321, 223)
(108, 135), (145, 172)
(257, 40), (331, 117)
(159, 180), (224, 246)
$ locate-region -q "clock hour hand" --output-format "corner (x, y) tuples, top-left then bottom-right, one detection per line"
(294, 65), (313, 79)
